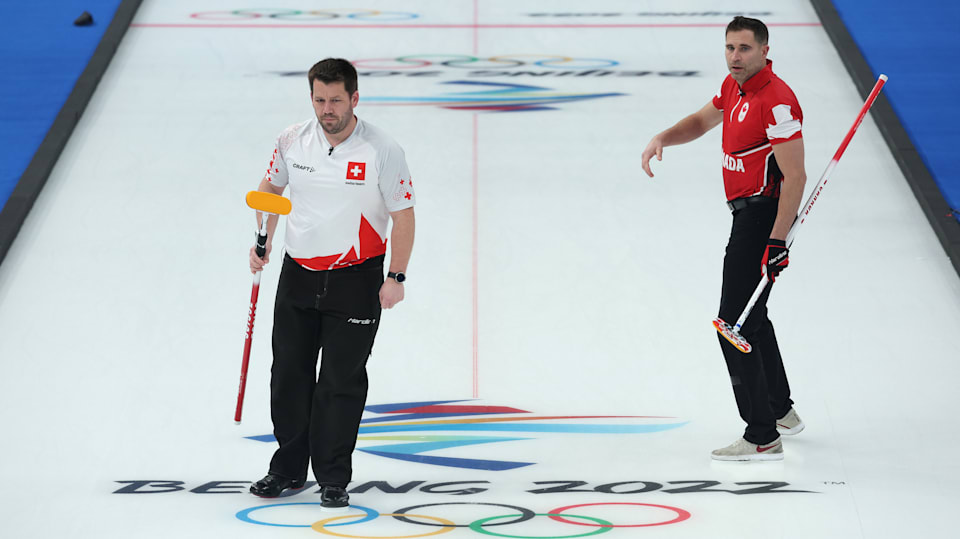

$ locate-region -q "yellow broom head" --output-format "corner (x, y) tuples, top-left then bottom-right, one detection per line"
(246, 191), (291, 215)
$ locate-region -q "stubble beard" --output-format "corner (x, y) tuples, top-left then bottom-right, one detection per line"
(320, 115), (349, 135)
(728, 64), (745, 84)
(729, 62), (761, 85)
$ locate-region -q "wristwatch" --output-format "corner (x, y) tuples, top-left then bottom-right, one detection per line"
(387, 271), (406, 283)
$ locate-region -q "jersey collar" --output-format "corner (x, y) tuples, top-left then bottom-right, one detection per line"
(739, 59), (774, 94)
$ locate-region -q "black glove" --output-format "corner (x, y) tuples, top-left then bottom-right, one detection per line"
(762, 239), (789, 282)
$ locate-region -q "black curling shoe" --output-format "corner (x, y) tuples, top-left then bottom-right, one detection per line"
(320, 485), (349, 509)
(250, 474), (306, 498)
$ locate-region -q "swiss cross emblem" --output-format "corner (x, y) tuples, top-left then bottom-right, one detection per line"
(347, 162), (366, 181)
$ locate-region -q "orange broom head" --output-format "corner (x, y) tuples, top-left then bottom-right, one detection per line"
(246, 191), (291, 215)
(713, 318), (753, 353)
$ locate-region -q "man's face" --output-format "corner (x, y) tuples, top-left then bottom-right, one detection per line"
(725, 29), (769, 84)
(311, 80), (358, 135)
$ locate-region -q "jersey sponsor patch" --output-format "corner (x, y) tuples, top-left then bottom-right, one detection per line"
(347, 161), (366, 181)
(291, 161), (315, 173)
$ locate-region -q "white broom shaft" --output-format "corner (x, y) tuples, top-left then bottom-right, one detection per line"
(730, 74), (887, 333)
(787, 75), (887, 247)
(734, 273), (769, 332)
(787, 160), (837, 247)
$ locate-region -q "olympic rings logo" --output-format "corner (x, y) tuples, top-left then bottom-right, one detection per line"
(351, 55), (619, 70)
(237, 501), (691, 538)
(190, 9), (419, 21)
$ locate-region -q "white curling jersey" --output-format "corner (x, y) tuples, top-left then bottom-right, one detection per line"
(263, 116), (416, 270)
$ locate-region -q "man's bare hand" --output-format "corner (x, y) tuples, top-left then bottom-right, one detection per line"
(641, 136), (664, 178)
(249, 244), (272, 274)
(379, 279), (404, 309)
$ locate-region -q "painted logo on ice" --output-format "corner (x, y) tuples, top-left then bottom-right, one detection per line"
(247, 400), (687, 471)
(361, 81), (626, 112)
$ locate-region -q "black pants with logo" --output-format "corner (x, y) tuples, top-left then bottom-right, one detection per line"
(267, 254), (383, 487)
(717, 200), (794, 445)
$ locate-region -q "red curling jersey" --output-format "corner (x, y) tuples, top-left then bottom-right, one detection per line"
(712, 60), (803, 201)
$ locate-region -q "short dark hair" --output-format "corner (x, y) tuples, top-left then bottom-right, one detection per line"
(308, 58), (358, 95)
(726, 16), (768, 45)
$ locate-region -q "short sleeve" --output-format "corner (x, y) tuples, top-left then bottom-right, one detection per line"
(378, 142), (415, 212)
(712, 84), (724, 110)
(764, 102), (803, 144)
(263, 125), (301, 188)
(263, 143), (288, 188)
(713, 76), (735, 111)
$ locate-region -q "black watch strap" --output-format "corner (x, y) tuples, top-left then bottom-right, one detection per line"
(387, 271), (406, 283)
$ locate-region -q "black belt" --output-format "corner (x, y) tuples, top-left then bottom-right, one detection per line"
(726, 196), (778, 212)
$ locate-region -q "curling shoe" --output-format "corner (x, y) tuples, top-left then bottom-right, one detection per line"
(776, 407), (805, 435)
(250, 474), (306, 498)
(711, 437), (783, 461)
(320, 485), (350, 509)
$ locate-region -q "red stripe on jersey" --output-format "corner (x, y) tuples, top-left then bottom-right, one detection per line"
(293, 214), (387, 271)
(294, 254), (343, 270)
(358, 214), (387, 259)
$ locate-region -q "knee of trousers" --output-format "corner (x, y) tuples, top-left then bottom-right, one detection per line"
(739, 312), (775, 340)
(718, 300), (770, 337)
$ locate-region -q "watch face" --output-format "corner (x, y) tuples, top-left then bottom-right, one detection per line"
(395, 272), (406, 283)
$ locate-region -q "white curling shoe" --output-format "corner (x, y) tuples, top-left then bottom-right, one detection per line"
(776, 407), (805, 435)
(711, 436), (783, 461)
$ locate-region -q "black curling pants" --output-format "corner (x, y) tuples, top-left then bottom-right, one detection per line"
(267, 254), (383, 487)
(717, 200), (794, 445)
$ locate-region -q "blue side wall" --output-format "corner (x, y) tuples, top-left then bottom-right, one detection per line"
(830, 0), (960, 219)
(0, 1), (122, 212)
